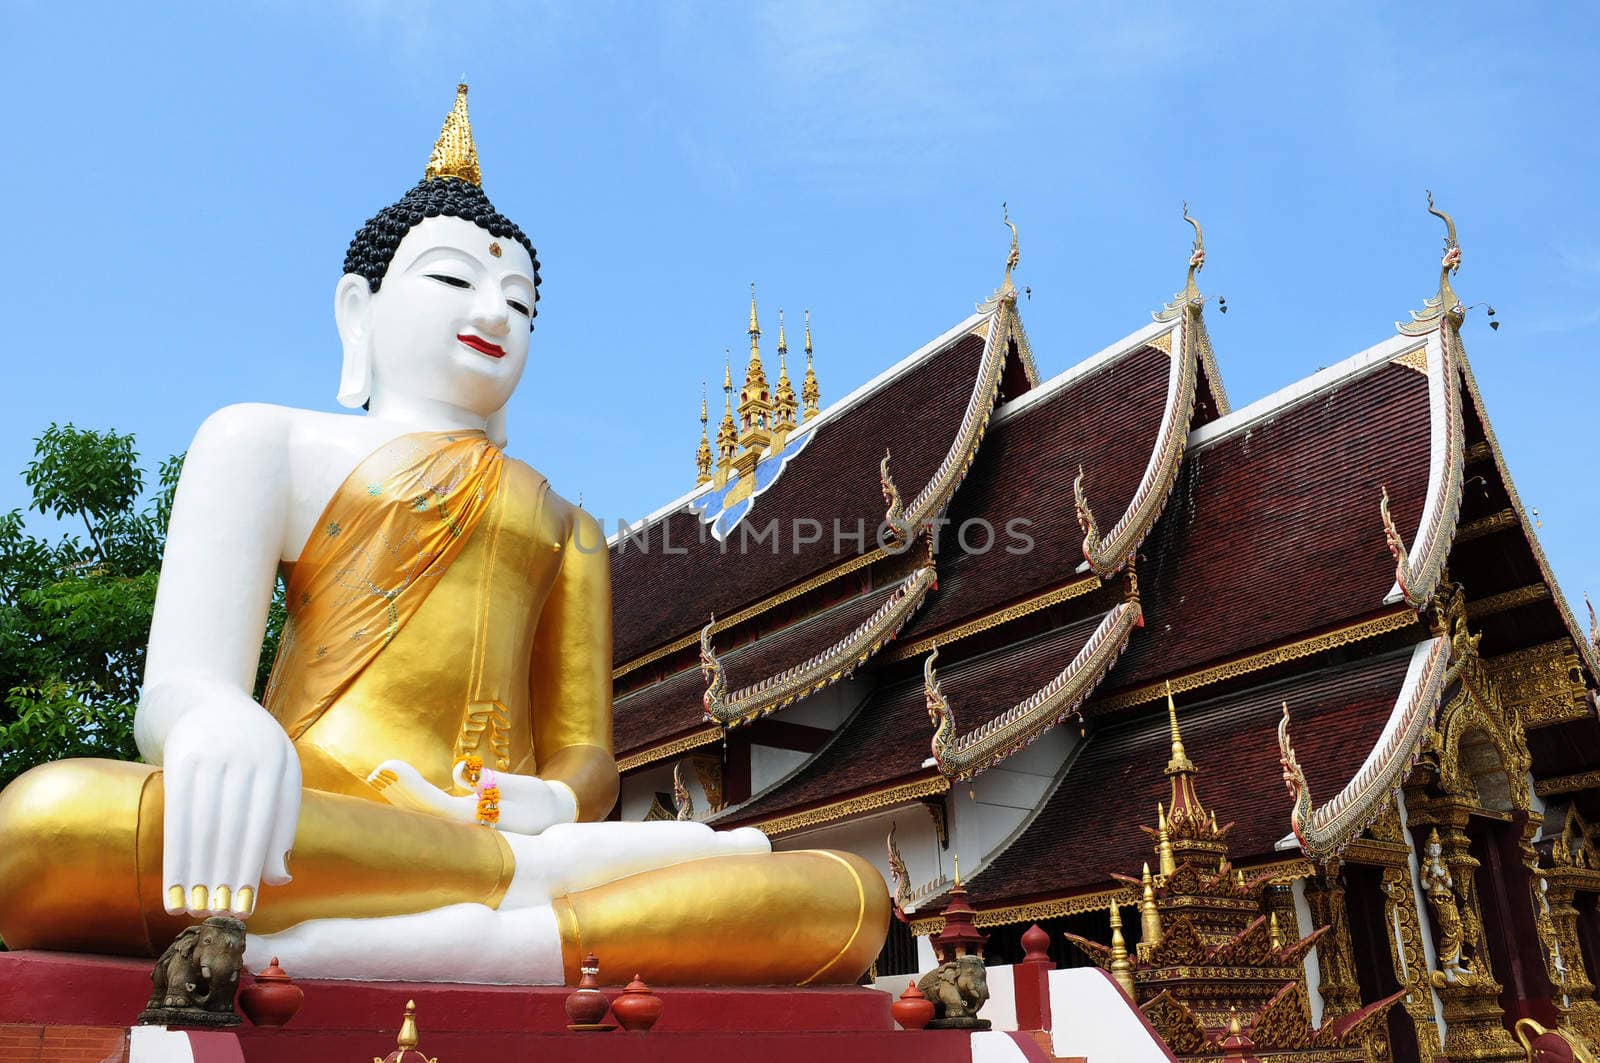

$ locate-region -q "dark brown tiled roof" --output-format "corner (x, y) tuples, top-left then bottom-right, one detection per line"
(906, 341), (1173, 637)
(1103, 361), (1432, 699)
(719, 615), (1109, 828)
(612, 331), (988, 666)
(613, 582), (905, 756)
(966, 647), (1417, 908)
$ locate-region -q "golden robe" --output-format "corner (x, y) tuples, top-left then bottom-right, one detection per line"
(0, 431), (886, 985)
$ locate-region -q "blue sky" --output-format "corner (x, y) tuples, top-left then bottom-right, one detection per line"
(1, 2), (1595, 612)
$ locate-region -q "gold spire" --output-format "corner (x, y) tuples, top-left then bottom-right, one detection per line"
(953, 852), (961, 888)
(714, 353), (738, 485)
(695, 382), (713, 485)
(1268, 911), (1283, 953)
(1156, 801), (1176, 877)
(424, 83), (482, 186)
(737, 284), (773, 454)
(1165, 682), (1195, 775)
(773, 309), (798, 433)
(1140, 861), (1163, 948)
(801, 308), (821, 421)
(1108, 903), (1135, 998)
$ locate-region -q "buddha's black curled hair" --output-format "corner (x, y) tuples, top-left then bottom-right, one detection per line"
(342, 177), (541, 328)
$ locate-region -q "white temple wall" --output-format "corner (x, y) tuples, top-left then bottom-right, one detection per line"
(778, 678), (868, 731)
(950, 726), (1078, 873)
(772, 804), (945, 897)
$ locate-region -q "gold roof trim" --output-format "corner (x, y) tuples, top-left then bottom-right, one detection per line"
(927, 589), (1144, 781)
(1093, 609), (1423, 714)
(615, 724), (722, 774)
(1466, 583), (1549, 620)
(1535, 770), (1600, 799)
(737, 774), (951, 837)
(881, 575), (1100, 663)
(702, 561), (938, 727)
(613, 548), (887, 680)
(1074, 313), (1198, 577)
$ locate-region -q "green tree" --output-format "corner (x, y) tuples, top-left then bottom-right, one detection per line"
(0, 425), (284, 788)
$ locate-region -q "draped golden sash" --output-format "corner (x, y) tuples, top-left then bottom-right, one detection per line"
(264, 431), (504, 740)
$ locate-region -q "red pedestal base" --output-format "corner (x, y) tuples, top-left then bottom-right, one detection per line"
(0, 951), (1049, 1063)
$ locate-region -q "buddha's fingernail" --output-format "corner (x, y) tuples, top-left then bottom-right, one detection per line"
(210, 885), (231, 912)
(189, 885), (209, 911)
(166, 885), (185, 911)
(233, 886), (255, 916)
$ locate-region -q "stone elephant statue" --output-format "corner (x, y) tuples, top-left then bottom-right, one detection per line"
(1516, 1018), (1600, 1063)
(916, 954), (991, 1029)
(139, 915), (247, 1026)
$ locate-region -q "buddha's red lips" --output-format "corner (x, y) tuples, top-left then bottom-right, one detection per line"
(457, 334), (505, 359)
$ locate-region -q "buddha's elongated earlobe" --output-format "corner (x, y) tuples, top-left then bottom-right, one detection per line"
(486, 405), (508, 448)
(334, 273), (374, 409)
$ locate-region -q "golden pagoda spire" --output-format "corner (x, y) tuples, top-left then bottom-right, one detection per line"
(1268, 911), (1283, 953)
(1140, 861), (1163, 948)
(397, 999), (420, 1051)
(1164, 682), (1203, 823)
(424, 83), (482, 186)
(772, 309), (798, 436)
(714, 353), (738, 486)
(695, 382), (713, 485)
(801, 308), (821, 421)
(737, 284), (773, 457)
(1108, 903), (1135, 998)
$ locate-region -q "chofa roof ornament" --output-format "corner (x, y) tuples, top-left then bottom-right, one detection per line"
(1397, 190), (1465, 336)
(1154, 201), (1205, 322)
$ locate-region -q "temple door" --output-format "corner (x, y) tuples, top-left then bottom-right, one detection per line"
(1470, 813), (1559, 1030)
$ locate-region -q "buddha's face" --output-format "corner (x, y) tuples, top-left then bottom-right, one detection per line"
(352, 215), (537, 419)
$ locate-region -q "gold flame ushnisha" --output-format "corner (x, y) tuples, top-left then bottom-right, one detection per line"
(425, 83), (482, 186)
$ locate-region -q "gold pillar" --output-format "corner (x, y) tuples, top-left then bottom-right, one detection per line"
(1302, 871), (1363, 1021)
(1382, 861), (1446, 1062)
(1544, 870), (1600, 1041)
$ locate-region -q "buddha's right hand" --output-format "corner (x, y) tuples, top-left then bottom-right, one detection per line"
(160, 700), (301, 918)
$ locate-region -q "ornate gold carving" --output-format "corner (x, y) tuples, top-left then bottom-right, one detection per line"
(615, 724), (722, 773)
(741, 774), (951, 838)
(1382, 858), (1445, 1061)
(880, 576), (1099, 663)
(1303, 879), (1362, 1017)
(925, 594), (1143, 780)
(1536, 771), (1600, 799)
(689, 754), (724, 812)
(1149, 328), (1173, 354)
(613, 548), (887, 679)
(1456, 358), (1600, 681)
(909, 883), (1140, 936)
(1485, 640), (1589, 728)
(1466, 583), (1551, 620)
(1391, 346), (1431, 375)
(1456, 508), (1518, 544)
(1542, 870), (1600, 1041)
(1094, 610), (1421, 713)
(701, 561), (937, 727)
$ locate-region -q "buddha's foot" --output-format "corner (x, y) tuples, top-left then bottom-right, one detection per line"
(246, 902), (566, 984)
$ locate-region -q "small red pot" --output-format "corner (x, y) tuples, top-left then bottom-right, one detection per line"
(891, 981), (934, 1031)
(564, 953), (612, 1029)
(611, 974), (664, 1032)
(239, 957), (304, 1028)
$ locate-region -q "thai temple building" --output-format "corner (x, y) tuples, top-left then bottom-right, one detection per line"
(606, 201), (1600, 1062)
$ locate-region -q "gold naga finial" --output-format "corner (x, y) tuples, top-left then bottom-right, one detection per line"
(1155, 201), (1206, 321)
(1002, 201), (1021, 295)
(1398, 189), (1465, 335)
(801, 308), (821, 421)
(424, 82), (482, 186)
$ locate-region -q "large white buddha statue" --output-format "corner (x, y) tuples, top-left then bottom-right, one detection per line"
(0, 85), (887, 986)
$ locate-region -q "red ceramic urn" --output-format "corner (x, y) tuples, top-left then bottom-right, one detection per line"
(564, 953), (612, 1030)
(891, 981), (935, 1031)
(611, 974), (663, 1032)
(239, 957), (304, 1027)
